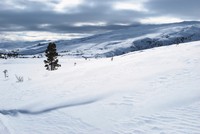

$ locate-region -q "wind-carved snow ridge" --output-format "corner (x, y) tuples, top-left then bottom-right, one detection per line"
(0, 99), (97, 116)
(0, 93), (107, 116)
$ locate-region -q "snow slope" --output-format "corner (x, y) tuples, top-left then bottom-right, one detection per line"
(1, 21), (200, 57)
(0, 41), (200, 133)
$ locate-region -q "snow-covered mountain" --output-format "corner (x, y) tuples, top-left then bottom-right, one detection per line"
(1, 21), (200, 57)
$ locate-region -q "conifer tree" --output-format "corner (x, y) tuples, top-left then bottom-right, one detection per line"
(44, 42), (61, 71)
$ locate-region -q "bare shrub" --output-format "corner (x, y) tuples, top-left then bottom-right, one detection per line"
(15, 75), (23, 82)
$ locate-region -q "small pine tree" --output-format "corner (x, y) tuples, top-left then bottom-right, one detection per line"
(44, 42), (61, 71)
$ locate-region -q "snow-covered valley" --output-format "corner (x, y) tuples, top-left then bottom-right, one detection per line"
(0, 41), (200, 134)
(1, 21), (200, 58)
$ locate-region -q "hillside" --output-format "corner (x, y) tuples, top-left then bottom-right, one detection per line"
(1, 21), (200, 57)
(0, 41), (200, 134)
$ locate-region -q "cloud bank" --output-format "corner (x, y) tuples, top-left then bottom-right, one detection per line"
(0, 0), (199, 40)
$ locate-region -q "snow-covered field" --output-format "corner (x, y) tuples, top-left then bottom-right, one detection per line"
(0, 41), (200, 134)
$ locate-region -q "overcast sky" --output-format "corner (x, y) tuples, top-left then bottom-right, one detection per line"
(0, 0), (200, 41)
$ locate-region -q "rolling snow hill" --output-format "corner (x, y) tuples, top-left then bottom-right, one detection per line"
(1, 21), (200, 57)
(0, 41), (200, 134)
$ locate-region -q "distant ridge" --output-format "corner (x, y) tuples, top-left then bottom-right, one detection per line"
(1, 21), (200, 57)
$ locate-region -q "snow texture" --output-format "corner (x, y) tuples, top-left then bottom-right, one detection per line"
(0, 40), (200, 134)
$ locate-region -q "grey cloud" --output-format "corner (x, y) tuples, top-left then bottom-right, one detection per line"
(45, 23), (140, 33)
(0, 0), (199, 34)
(146, 0), (200, 20)
(0, 0), (146, 33)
